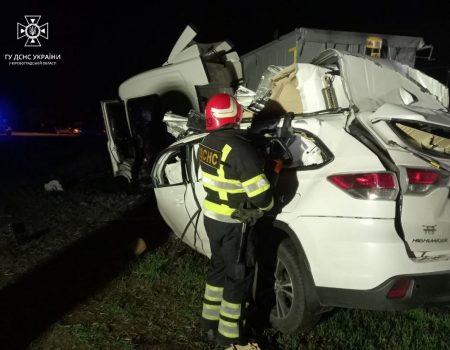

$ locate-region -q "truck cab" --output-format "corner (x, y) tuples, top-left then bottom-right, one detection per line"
(101, 25), (242, 184)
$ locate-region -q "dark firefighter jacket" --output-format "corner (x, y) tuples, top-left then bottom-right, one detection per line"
(198, 127), (273, 223)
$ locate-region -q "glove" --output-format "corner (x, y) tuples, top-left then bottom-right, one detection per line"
(231, 208), (263, 226)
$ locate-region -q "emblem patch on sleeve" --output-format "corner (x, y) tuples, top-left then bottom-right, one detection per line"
(198, 144), (221, 169)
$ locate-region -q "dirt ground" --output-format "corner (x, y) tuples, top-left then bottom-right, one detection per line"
(0, 136), (166, 348)
(0, 137), (142, 287)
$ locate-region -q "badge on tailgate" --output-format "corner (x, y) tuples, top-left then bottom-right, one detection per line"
(411, 225), (449, 244)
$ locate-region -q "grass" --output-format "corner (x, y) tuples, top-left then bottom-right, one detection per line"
(131, 251), (169, 282)
(269, 308), (450, 350)
(31, 236), (450, 350)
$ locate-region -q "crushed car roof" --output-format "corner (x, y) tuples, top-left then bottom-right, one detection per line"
(313, 49), (449, 112)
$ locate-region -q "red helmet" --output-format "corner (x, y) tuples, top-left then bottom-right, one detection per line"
(205, 93), (242, 131)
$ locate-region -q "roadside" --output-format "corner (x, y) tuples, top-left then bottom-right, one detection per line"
(0, 136), (142, 290)
(0, 193), (169, 349)
(0, 136), (170, 348)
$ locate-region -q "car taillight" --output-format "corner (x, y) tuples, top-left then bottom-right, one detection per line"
(327, 172), (399, 200)
(387, 278), (412, 299)
(406, 168), (440, 194)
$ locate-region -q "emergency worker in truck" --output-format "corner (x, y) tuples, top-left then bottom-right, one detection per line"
(198, 93), (273, 349)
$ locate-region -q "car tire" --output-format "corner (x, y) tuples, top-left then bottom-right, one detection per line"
(256, 237), (319, 334)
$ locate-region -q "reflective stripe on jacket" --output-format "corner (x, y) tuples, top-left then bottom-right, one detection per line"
(198, 127), (273, 222)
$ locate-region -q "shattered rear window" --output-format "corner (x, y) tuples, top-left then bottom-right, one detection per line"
(392, 121), (450, 158)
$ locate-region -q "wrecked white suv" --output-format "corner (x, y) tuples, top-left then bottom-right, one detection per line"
(102, 27), (450, 333)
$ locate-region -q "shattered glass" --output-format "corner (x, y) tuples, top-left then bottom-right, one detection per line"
(249, 65), (284, 112)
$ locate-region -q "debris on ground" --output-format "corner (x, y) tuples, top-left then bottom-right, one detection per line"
(44, 179), (64, 192)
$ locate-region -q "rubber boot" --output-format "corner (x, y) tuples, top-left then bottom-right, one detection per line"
(225, 342), (261, 350)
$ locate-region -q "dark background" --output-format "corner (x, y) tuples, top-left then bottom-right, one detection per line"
(1, 0), (449, 130)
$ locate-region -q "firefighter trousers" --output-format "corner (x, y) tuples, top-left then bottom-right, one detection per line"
(201, 215), (256, 346)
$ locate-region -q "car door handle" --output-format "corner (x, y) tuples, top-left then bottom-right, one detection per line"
(175, 198), (185, 204)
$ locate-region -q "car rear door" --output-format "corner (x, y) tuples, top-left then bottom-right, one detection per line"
(151, 143), (204, 253)
(184, 141), (210, 257)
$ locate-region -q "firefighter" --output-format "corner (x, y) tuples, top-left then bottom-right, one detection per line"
(199, 93), (273, 349)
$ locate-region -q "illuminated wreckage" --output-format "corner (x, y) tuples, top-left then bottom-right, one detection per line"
(101, 26), (450, 333)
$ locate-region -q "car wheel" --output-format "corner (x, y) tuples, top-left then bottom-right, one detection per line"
(256, 238), (318, 334)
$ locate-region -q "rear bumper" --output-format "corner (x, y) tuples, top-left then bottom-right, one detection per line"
(283, 216), (450, 290)
(317, 271), (450, 310)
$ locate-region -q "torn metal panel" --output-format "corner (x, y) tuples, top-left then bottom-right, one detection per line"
(166, 25), (198, 65)
(235, 86), (256, 108)
(406, 66), (449, 108)
(120, 24), (242, 108)
(167, 45), (202, 65)
(119, 63), (208, 108)
(163, 112), (189, 139)
(331, 51), (447, 112)
(370, 104), (450, 128)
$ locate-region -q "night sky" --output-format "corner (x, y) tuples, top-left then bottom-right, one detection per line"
(1, 1), (449, 129)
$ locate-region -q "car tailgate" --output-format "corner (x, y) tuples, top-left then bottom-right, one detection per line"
(361, 103), (450, 256)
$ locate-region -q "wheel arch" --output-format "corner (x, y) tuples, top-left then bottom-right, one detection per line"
(272, 220), (325, 313)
